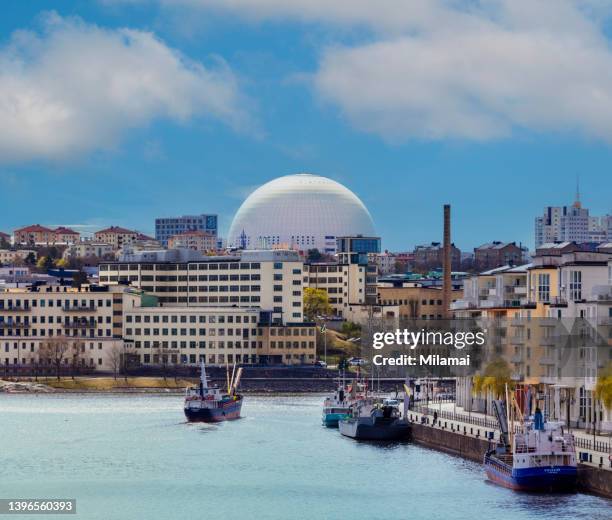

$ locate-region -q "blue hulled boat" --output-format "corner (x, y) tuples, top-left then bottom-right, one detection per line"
(484, 398), (576, 492)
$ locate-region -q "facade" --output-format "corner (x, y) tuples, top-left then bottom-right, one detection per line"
(167, 230), (217, 252)
(304, 262), (368, 316)
(377, 283), (463, 320)
(155, 214), (218, 247)
(99, 250), (305, 323)
(474, 241), (523, 271)
(227, 173), (375, 253)
(63, 242), (115, 260)
(0, 231), (10, 244)
(14, 225), (80, 245)
(0, 285), (130, 370)
(413, 242), (461, 271)
(0, 249), (37, 265)
(534, 196), (611, 247)
(123, 305), (316, 366)
(94, 226), (139, 249)
(453, 251), (612, 433)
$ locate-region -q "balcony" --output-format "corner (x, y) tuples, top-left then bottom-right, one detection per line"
(63, 305), (97, 312)
(539, 356), (557, 366)
(510, 336), (524, 345)
(64, 322), (95, 329)
(549, 296), (568, 307)
(511, 354), (523, 363)
(0, 306), (30, 312)
(539, 336), (557, 346)
(0, 322), (28, 328)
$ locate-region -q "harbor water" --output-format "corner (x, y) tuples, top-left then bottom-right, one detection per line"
(0, 394), (610, 520)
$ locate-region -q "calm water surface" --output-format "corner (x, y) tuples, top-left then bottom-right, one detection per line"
(0, 394), (610, 520)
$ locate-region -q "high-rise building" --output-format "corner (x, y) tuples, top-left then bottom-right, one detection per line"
(155, 214), (218, 247)
(534, 188), (611, 247)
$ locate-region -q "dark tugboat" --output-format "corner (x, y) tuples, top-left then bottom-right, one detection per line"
(184, 361), (243, 423)
(339, 398), (410, 441)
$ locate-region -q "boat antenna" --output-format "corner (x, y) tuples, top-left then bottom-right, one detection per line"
(200, 359), (208, 390)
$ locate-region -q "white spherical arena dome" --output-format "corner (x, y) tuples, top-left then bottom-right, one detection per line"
(228, 173), (375, 252)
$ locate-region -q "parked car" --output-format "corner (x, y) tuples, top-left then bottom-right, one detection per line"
(348, 357), (365, 367)
(314, 360), (327, 368)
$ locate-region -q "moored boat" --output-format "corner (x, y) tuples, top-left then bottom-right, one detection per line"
(484, 391), (577, 492)
(339, 399), (410, 441)
(184, 361), (243, 423)
(322, 378), (365, 428)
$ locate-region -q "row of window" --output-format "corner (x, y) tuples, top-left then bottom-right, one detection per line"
(0, 299), (112, 309)
(126, 328), (253, 337)
(126, 314), (256, 324)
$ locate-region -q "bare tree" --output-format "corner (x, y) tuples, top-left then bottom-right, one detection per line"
(39, 337), (70, 381)
(69, 340), (85, 380)
(108, 343), (123, 380)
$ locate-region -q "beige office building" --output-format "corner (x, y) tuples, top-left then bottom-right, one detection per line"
(0, 285), (130, 370)
(99, 250), (305, 323)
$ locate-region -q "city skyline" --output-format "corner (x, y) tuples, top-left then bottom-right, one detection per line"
(2, 2), (612, 249)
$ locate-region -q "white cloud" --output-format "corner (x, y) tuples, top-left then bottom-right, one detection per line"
(111, 0), (612, 142)
(0, 13), (250, 162)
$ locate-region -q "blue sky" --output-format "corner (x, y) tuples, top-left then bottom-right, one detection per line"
(1, 0), (612, 251)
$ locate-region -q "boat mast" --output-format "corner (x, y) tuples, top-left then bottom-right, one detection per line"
(200, 360), (209, 391)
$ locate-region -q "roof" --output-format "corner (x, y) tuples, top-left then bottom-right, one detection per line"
(537, 241), (573, 250)
(0, 231), (9, 239)
(136, 233), (156, 241)
(475, 241), (517, 250)
(54, 226), (79, 235)
(14, 224), (54, 233)
(95, 226), (137, 235)
(479, 263), (531, 276)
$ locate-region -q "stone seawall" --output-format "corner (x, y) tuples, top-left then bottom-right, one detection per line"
(408, 419), (612, 499)
(410, 421), (490, 463)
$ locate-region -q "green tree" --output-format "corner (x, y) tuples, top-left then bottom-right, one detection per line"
(306, 248), (322, 263)
(303, 287), (332, 321)
(72, 270), (88, 288)
(595, 362), (612, 411)
(24, 252), (36, 265)
(472, 359), (513, 399)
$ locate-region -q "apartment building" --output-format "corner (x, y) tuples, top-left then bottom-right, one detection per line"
(304, 262), (367, 316)
(0, 249), (37, 264)
(0, 284), (131, 370)
(63, 242), (115, 260)
(377, 283), (463, 320)
(453, 250), (612, 433)
(99, 250), (305, 323)
(14, 225), (80, 245)
(413, 242), (461, 271)
(155, 214), (218, 247)
(94, 226), (140, 249)
(123, 304), (316, 367)
(167, 230), (217, 252)
(473, 241), (523, 271)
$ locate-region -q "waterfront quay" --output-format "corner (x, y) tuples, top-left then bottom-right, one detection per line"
(406, 400), (612, 498)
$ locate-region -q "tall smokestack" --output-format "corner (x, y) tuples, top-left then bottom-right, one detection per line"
(442, 204), (451, 319)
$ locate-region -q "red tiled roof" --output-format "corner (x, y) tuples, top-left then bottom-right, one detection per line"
(95, 226), (137, 235)
(0, 231), (9, 239)
(54, 226), (79, 235)
(14, 224), (54, 233)
(136, 233), (155, 241)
